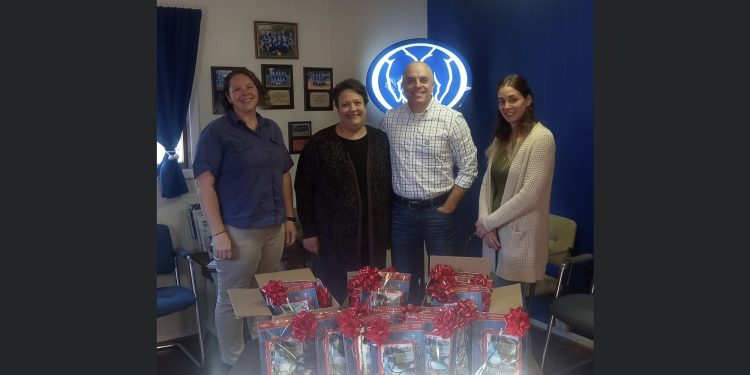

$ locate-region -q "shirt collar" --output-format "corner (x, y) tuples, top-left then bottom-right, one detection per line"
(406, 97), (436, 115)
(226, 110), (265, 130)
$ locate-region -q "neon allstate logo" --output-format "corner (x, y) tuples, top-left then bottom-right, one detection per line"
(366, 38), (472, 112)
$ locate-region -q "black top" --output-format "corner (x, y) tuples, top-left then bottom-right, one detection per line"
(340, 133), (369, 265)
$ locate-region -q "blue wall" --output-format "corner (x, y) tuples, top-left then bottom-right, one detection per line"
(428, 0), (593, 256)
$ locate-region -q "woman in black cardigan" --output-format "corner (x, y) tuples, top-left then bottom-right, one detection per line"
(294, 78), (392, 303)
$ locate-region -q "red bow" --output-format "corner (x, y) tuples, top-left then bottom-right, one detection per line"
(290, 311), (318, 341)
(469, 274), (493, 292)
(504, 307), (530, 337)
(358, 266), (383, 292)
(260, 280), (287, 306)
(336, 308), (364, 339)
(364, 317), (390, 345)
(432, 299), (478, 338)
(427, 277), (458, 303)
(316, 282), (332, 308)
(430, 264), (456, 281)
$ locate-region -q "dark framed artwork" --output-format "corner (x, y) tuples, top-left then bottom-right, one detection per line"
(210, 66), (242, 114)
(254, 21), (299, 59)
(260, 64), (294, 110)
(303, 67), (333, 111)
(288, 121), (312, 154)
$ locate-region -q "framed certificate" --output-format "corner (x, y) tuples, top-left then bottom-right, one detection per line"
(261, 64), (294, 109)
(303, 67), (333, 111)
(210, 66), (242, 114)
(288, 121), (312, 154)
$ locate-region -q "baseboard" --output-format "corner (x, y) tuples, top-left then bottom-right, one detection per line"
(531, 318), (594, 350)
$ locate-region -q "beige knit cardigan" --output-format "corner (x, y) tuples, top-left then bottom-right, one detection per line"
(478, 122), (556, 282)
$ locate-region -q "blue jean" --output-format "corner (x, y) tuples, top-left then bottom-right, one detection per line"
(390, 203), (456, 304)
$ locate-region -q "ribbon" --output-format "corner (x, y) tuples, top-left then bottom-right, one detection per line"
(336, 308), (364, 339)
(290, 311), (318, 341)
(504, 306), (530, 337)
(364, 317), (390, 346)
(357, 266), (383, 292)
(399, 304), (423, 322)
(260, 279), (288, 307)
(469, 273), (493, 292)
(316, 282), (332, 308)
(430, 264), (457, 281)
(432, 299), (479, 339)
(427, 277), (459, 303)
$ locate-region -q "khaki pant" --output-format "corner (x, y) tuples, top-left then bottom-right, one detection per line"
(214, 224), (284, 365)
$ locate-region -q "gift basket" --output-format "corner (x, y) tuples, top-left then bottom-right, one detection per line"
(470, 307), (530, 375)
(261, 278), (333, 316)
(426, 264), (492, 312)
(347, 266), (411, 308)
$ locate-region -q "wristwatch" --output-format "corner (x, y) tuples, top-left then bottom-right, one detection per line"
(286, 217), (297, 222)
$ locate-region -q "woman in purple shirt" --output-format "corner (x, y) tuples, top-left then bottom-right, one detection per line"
(192, 68), (296, 367)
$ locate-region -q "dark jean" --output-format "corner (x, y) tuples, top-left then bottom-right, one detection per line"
(390, 203), (456, 304)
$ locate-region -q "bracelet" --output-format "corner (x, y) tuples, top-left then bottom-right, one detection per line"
(286, 217), (297, 222)
(210, 229), (226, 237)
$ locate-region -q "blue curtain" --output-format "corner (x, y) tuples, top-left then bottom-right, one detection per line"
(157, 6), (202, 198)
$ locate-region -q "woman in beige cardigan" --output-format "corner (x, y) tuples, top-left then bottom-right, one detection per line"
(475, 74), (556, 292)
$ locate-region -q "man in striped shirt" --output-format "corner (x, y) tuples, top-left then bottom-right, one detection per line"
(379, 61), (478, 304)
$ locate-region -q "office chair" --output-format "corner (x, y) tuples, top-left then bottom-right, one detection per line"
(534, 214), (578, 296)
(157, 224), (205, 367)
(540, 253), (593, 371)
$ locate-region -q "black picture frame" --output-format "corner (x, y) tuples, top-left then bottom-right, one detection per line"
(254, 21), (299, 59)
(210, 66), (242, 114)
(288, 121), (312, 154)
(260, 64), (294, 110)
(303, 67), (333, 111)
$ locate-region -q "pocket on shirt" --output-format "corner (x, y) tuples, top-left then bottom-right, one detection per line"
(414, 133), (448, 162)
(224, 141), (253, 168)
(267, 137), (291, 168)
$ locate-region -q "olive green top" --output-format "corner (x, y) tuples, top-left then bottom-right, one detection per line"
(491, 148), (509, 212)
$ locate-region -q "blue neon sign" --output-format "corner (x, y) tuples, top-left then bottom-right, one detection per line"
(366, 38), (472, 112)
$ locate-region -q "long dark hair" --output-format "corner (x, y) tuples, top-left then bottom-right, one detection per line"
(494, 74), (536, 142)
(220, 68), (269, 112)
(487, 74), (537, 161)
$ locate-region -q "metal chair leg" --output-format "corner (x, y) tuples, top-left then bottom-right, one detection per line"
(187, 257), (206, 367)
(526, 281), (536, 313)
(541, 314), (556, 371)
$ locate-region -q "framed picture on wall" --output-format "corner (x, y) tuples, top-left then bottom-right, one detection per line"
(254, 21), (299, 59)
(288, 121), (312, 154)
(260, 64), (294, 110)
(303, 67), (333, 111)
(210, 66), (242, 114)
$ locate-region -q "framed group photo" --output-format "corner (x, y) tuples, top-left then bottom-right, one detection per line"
(261, 64), (294, 110)
(288, 121), (312, 154)
(210, 66), (242, 114)
(303, 67), (333, 111)
(254, 21), (299, 59)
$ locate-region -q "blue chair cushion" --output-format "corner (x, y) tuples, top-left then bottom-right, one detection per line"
(549, 294), (593, 337)
(157, 286), (196, 317)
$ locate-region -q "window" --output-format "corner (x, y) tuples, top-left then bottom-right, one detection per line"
(156, 77), (199, 175)
(156, 130), (188, 168)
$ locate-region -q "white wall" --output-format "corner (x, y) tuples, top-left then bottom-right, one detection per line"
(157, 0), (426, 341)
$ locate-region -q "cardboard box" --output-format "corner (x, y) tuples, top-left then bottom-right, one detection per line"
(429, 255), (523, 314)
(227, 268), (340, 320)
